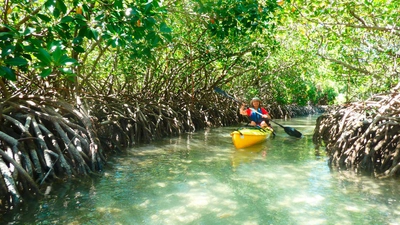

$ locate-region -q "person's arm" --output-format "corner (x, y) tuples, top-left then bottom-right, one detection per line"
(239, 104), (248, 116)
(261, 108), (271, 119)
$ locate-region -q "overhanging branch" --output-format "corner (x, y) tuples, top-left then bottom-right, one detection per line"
(317, 53), (371, 75)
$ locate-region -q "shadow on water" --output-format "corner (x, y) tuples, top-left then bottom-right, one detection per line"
(2, 115), (400, 224)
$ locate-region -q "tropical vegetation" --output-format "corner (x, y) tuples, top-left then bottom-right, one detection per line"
(0, 0), (399, 209)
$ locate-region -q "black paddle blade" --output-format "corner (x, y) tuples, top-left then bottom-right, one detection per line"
(213, 87), (225, 95)
(270, 120), (302, 138)
(213, 87), (242, 104)
(214, 87), (232, 98)
(283, 126), (303, 138)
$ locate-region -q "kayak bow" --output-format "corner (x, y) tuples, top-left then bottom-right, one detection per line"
(230, 126), (273, 149)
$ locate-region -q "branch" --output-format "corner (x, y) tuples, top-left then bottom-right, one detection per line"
(16, 5), (44, 29)
(296, 5), (400, 35)
(343, 23), (400, 33)
(349, 10), (367, 26)
(317, 53), (371, 75)
(2, 0), (10, 24)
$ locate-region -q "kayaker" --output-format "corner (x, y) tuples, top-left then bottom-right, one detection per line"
(239, 97), (271, 128)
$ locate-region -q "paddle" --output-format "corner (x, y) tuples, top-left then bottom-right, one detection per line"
(213, 87), (303, 138)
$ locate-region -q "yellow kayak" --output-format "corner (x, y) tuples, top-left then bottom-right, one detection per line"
(230, 127), (274, 149)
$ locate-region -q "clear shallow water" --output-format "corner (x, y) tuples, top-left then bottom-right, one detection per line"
(2, 115), (400, 225)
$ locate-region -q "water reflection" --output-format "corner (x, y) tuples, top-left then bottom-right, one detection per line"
(2, 115), (400, 225)
(231, 143), (267, 169)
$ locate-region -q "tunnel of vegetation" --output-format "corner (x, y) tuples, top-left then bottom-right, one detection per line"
(0, 0), (398, 211)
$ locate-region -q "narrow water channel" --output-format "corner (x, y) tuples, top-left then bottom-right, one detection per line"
(3, 115), (400, 224)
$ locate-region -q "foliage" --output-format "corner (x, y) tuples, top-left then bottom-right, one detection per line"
(197, 0), (280, 39)
(0, 0), (171, 96)
(1, 0), (399, 105)
(289, 0), (399, 101)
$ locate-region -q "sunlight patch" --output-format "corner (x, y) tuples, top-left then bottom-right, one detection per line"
(345, 205), (360, 212)
(139, 199), (150, 208)
(156, 182), (166, 187)
(292, 194), (325, 206)
(187, 193), (210, 207)
(152, 206), (201, 224)
(96, 207), (122, 213)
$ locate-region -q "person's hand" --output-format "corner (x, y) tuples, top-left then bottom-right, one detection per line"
(240, 103), (247, 109)
(262, 114), (270, 119)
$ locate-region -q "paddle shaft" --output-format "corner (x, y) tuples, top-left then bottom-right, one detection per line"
(249, 108), (285, 129)
(246, 105), (302, 138)
(247, 105), (302, 138)
(214, 87), (282, 126)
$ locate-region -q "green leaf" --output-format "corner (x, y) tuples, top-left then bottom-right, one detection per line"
(128, 7), (140, 17)
(118, 38), (127, 47)
(52, 47), (63, 66)
(147, 31), (156, 40)
(36, 48), (52, 66)
(142, 47), (151, 58)
(53, 8), (61, 18)
(161, 33), (172, 42)
(160, 22), (172, 33)
(73, 36), (83, 44)
(73, 46), (85, 53)
(144, 1), (153, 13)
(64, 73), (76, 82)
(49, 40), (63, 49)
(78, 26), (88, 38)
(23, 27), (36, 36)
(95, 14), (105, 21)
(39, 68), (52, 78)
(45, 0), (55, 9)
(91, 28), (99, 40)
(145, 17), (157, 27)
(56, 0), (67, 14)
(59, 55), (78, 66)
(152, 35), (160, 46)
(59, 67), (74, 74)
(22, 54), (32, 61)
(0, 31), (13, 38)
(1, 45), (15, 57)
(5, 57), (28, 66)
(102, 33), (111, 41)
(115, 0), (123, 9)
(60, 15), (74, 23)
(0, 66), (16, 81)
(106, 24), (117, 34)
(75, 14), (87, 25)
(37, 14), (51, 22)
(110, 39), (118, 48)
(364, 0), (372, 6)
(26, 39), (43, 51)
(23, 44), (36, 52)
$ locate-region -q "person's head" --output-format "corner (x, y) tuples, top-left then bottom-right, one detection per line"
(250, 97), (262, 108)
